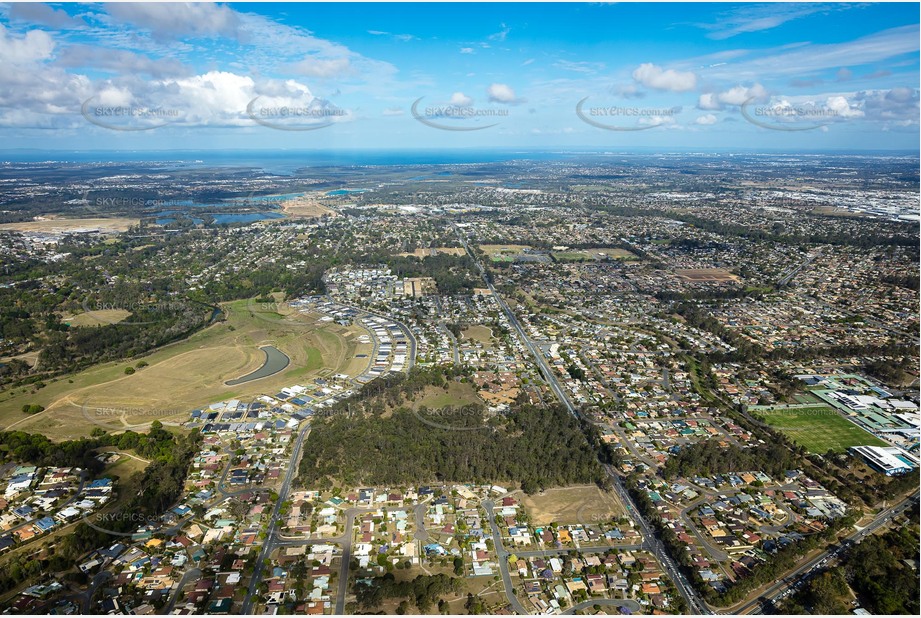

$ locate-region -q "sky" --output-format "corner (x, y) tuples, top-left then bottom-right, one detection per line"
(0, 1), (918, 152)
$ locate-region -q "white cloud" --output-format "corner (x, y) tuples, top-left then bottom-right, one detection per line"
(8, 3), (85, 29)
(105, 2), (242, 41)
(632, 63), (697, 92)
(460, 47), (474, 54)
(54, 44), (189, 78)
(382, 107), (404, 116)
(718, 83), (768, 105)
(0, 24), (55, 65)
(487, 83), (522, 104)
(699, 83), (768, 109)
(698, 93), (721, 110)
(695, 114), (718, 125)
(449, 92), (473, 106)
(522, 58), (534, 66)
(488, 24), (510, 42)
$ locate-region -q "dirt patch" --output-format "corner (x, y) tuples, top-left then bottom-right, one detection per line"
(0, 217), (139, 233)
(520, 485), (626, 526)
(281, 195), (337, 219)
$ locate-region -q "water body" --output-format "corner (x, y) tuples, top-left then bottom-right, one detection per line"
(212, 212), (286, 224)
(325, 188), (368, 196)
(225, 345), (290, 385)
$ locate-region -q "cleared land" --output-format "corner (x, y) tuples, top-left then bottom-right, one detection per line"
(462, 325), (494, 347)
(61, 309), (132, 327)
(674, 268), (740, 282)
(758, 406), (888, 453)
(520, 484), (627, 526)
(479, 244), (531, 261)
(280, 194), (337, 218)
(0, 217), (139, 233)
(0, 299), (359, 440)
(408, 382), (484, 411)
(551, 247), (637, 262)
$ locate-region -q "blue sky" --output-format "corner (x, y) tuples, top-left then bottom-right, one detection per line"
(0, 2), (917, 151)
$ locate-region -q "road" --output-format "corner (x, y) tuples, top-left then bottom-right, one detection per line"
(455, 227), (577, 416)
(483, 500), (530, 615)
(164, 567), (201, 614)
(606, 467), (711, 615)
(240, 422), (312, 614)
(457, 224), (711, 615)
(730, 490), (919, 615)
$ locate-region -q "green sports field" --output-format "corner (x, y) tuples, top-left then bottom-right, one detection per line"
(758, 406), (888, 453)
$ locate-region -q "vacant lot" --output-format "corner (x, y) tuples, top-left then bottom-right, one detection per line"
(0, 299), (359, 440)
(280, 194), (337, 219)
(409, 382), (484, 411)
(61, 309), (132, 327)
(520, 484), (626, 526)
(462, 325), (494, 347)
(675, 268), (740, 282)
(551, 247), (637, 262)
(0, 217), (139, 233)
(479, 244), (531, 261)
(758, 406), (887, 453)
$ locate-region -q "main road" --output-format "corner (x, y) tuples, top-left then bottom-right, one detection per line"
(456, 225), (711, 615)
(730, 490), (920, 615)
(241, 422), (312, 614)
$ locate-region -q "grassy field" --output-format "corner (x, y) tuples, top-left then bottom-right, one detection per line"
(462, 325), (494, 347)
(61, 309), (132, 327)
(0, 298), (361, 440)
(409, 382), (484, 411)
(520, 484), (626, 526)
(479, 244), (531, 261)
(758, 406), (888, 453)
(551, 247), (637, 262)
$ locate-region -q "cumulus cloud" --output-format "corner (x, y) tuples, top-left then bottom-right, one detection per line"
(0, 24), (55, 65)
(487, 83), (522, 104)
(449, 92), (473, 106)
(718, 83), (768, 106)
(632, 63), (697, 92)
(698, 83), (768, 109)
(855, 88), (919, 124)
(695, 114), (718, 125)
